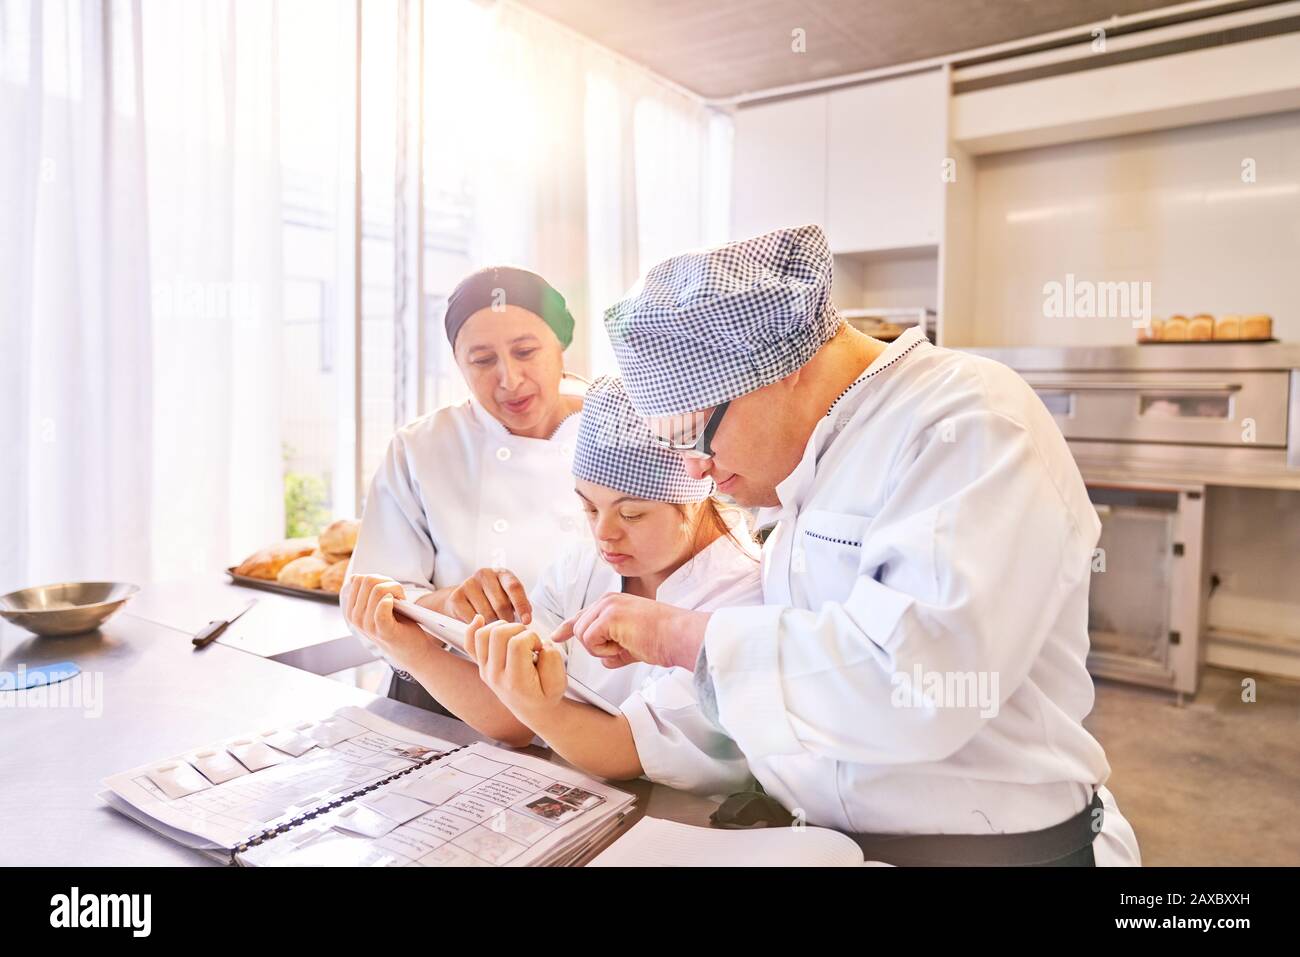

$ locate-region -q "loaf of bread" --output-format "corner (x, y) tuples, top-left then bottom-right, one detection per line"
(319, 519), (359, 556)
(1138, 318), (1164, 342)
(235, 538), (317, 581)
(320, 560), (348, 595)
(277, 555), (329, 590)
(1188, 314), (1214, 341)
(1214, 315), (1241, 340)
(1161, 316), (1189, 341)
(1242, 314), (1273, 340)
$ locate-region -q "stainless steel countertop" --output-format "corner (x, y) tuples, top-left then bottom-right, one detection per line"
(960, 341), (1300, 372)
(1076, 460), (1300, 493)
(0, 611), (717, 866)
(127, 575), (357, 660)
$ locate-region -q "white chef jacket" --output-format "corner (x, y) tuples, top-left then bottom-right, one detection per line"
(701, 327), (1141, 866)
(347, 394), (588, 664)
(530, 522), (763, 799)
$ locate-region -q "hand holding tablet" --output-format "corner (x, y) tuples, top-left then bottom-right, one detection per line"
(392, 599), (620, 716)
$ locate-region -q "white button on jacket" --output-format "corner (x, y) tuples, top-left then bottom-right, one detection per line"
(703, 328), (1142, 865)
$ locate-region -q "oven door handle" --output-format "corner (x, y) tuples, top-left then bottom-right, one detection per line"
(1026, 380), (1243, 393)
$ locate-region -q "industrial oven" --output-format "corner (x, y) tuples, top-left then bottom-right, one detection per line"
(964, 342), (1300, 700)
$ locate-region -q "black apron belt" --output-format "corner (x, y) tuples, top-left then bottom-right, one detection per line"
(387, 668), (456, 718)
(848, 790), (1103, 867)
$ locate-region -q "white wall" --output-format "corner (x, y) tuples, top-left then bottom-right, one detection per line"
(968, 109), (1300, 347)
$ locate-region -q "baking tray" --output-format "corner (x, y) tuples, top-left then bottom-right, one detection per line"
(225, 567), (340, 604)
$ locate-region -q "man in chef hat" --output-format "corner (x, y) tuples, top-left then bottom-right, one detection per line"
(557, 224), (1141, 866)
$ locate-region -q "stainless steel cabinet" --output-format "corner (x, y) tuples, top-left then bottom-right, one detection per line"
(1085, 482), (1207, 698)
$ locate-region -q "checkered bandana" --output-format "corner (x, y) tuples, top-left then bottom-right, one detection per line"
(572, 376), (714, 503)
(603, 224), (842, 417)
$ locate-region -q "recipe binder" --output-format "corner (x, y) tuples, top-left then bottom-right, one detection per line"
(101, 706), (638, 867)
(227, 741), (470, 863)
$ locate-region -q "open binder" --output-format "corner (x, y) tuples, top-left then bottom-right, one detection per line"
(100, 706), (636, 867)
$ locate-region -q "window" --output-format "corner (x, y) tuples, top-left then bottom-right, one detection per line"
(279, 0), (355, 533)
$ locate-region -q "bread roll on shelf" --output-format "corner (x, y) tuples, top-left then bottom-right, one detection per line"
(1214, 315), (1241, 340)
(1139, 310), (1276, 345)
(1161, 316), (1189, 341)
(1188, 314), (1214, 341)
(1242, 314), (1273, 340)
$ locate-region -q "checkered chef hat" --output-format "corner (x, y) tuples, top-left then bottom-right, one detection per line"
(603, 224), (842, 417)
(572, 376), (714, 503)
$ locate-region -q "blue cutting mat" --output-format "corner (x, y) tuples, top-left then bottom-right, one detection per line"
(0, 661), (81, 690)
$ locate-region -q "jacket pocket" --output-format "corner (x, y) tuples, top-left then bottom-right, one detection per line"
(794, 508), (872, 588)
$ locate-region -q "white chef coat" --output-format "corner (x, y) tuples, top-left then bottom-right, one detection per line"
(530, 520), (763, 799)
(347, 393), (588, 665)
(701, 327), (1141, 866)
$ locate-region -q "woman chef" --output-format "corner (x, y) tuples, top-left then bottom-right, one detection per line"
(560, 225), (1142, 866)
(343, 266), (589, 713)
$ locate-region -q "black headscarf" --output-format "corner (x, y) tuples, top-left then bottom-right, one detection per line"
(444, 266), (575, 349)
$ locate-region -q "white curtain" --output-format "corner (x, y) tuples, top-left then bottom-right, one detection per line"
(467, 4), (594, 370)
(1, 0), (728, 595)
(1, 0), (154, 593)
(589, 59), (733, 376)
(141, 0), (284, 581)
(0, 0), (283, 594)
(429, 0), (733, 383)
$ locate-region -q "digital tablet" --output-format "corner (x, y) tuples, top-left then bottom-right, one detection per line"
(392, 599), (621, 716)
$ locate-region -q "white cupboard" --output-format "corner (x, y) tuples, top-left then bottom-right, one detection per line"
(730, 94), (827, 241)
(826, 69), (947, 253)
(730, 69), (947, 254)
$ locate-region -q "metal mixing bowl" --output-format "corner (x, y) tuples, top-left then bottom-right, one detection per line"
(0, 581), (139, 637)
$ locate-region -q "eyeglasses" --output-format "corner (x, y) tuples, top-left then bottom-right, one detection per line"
(651, 401), (731, 459)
